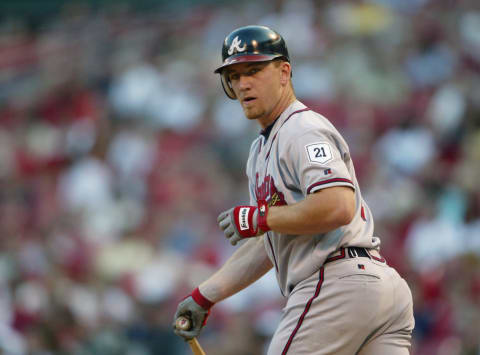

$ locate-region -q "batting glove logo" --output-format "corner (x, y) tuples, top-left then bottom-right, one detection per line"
(239, 207), (249, 230)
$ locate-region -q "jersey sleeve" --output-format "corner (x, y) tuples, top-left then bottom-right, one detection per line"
(280, 129), (355, 196)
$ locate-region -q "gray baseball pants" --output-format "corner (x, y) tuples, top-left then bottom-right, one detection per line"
(267, 250), (415, 355)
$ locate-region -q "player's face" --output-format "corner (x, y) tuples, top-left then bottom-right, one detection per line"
(225, 61), (286, 125)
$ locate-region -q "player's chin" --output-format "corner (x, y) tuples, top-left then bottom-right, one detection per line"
(243, 107), (262, 120)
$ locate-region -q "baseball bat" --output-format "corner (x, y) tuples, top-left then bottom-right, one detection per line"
(175, 316), (206, 355)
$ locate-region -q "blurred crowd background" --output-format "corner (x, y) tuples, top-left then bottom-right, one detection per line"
(0, 0), (479, 354)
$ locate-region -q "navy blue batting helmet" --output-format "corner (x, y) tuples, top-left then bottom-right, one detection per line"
(214, 25), (290, 99)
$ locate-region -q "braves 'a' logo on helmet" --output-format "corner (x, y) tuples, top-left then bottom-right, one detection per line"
(215, 26), (290, 99)
(228, 36), (246, 55)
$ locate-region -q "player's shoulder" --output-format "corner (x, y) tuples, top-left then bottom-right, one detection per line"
(248, 135), (262, 154)
(246, 136), (263, 167)
(281, 105), (342, 141)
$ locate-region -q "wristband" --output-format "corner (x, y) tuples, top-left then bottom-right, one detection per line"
(191, 287), (214, 310)
(257, 200), (270, 232)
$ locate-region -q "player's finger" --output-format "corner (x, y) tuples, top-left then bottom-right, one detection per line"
(174, 328), (198, 341)
(218, 219), (230, 231)
(223, 229), (235, 240)
(217, 212), (227, 223)
(223, 225), (237, 238)
(225, 225), (236, 238)
(217, 208), (232, 223)
(230, 235), (240, 245)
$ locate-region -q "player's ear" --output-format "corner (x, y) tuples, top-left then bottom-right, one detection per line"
(279, 61), (291, 86)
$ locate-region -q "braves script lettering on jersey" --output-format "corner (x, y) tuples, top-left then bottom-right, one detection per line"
(247, 100), (378, 296)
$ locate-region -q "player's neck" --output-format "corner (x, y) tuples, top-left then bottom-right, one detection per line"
(259, 89), (296, 130)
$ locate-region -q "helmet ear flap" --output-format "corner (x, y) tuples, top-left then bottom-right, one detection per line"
(220, 73), (237, 100)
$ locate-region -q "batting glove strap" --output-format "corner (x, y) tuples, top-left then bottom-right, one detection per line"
(191, 287), (214, 310)
(257, 200), (270, 232)
(232, 206), (259, 238)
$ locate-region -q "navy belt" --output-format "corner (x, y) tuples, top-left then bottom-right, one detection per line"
(325, 247), (370, 264)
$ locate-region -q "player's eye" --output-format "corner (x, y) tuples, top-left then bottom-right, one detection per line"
(247, 68), (261, 76)
(228, 72), (240, 81)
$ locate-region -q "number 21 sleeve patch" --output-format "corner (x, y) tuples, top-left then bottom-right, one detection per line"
(305, 142), (333, 165)
(301, 141), (354, 194)
(280, 131), (354, 197)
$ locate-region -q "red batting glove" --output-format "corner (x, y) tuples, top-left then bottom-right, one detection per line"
(217, 200), (271, 245)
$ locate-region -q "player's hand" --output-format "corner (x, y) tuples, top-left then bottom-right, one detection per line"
(217, 201), (270, 245)
(173, 295), (211, 341)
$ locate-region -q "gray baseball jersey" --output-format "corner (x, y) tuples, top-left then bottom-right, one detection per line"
(246, 100), (380, 297)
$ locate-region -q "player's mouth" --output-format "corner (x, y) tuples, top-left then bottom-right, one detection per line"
(242, 96), (257, 105)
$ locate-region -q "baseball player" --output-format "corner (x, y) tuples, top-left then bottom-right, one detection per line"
(173, 25), (415, 354)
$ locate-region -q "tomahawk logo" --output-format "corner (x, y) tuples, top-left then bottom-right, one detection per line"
(228, 36), (246, 55)
(255, 173), (287, 207)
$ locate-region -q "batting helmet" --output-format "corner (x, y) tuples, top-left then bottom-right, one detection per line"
(214, 25), (290, 99)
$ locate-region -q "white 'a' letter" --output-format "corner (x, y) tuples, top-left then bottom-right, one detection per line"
(228, 36), (247, 55)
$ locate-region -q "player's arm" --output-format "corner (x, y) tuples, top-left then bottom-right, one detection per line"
(262, 129), (356, 236)
(173, 236), (272, 340)
(267, 186), (355, 235)
(216, 185), (355, 245)
(199, 235), (273, 302)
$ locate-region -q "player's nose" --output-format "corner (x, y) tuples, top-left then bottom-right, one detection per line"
(238, 74), (252, 90)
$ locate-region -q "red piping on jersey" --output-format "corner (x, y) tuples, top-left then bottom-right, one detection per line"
(266, 233), (285, 297)
(265, 132), (278, 161)
(265, 108), (311, 160)
(361, 205), (367, 221)
(324, 247), (346, 263)
(367, 250), (386, 263)
(306, 178), (354, 194)
(266, 233), (279, 274)
(281, 267), (325, 355)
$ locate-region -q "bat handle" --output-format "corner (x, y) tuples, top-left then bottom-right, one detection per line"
(188, 338), (206, 355)
(176, 315), (192, 331)
(176, 316), (206, 355)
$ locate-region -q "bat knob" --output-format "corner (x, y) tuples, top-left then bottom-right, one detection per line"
(176, 316), (191, 331)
